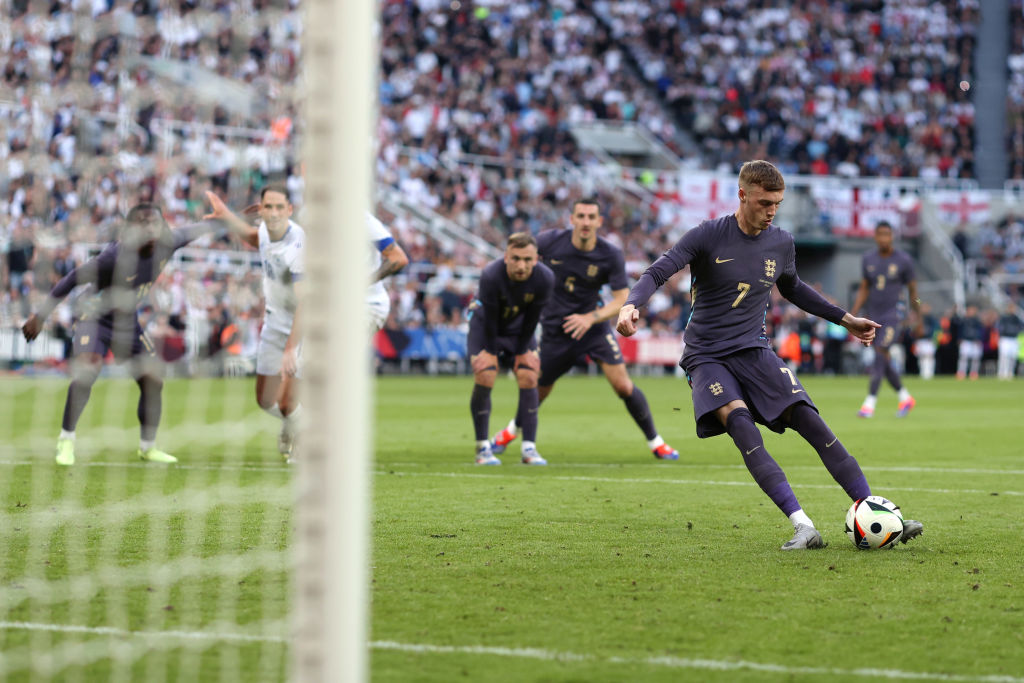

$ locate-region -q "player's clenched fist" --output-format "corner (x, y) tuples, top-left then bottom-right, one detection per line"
(616, 304), (640, 337)
(22, 314), (42, 342)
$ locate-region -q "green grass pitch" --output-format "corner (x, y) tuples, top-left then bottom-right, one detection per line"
(1, 373), (1023, 681)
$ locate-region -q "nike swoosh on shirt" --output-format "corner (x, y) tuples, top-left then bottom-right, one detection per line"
(825, 438), (838, 448)
(792, 389), (805, 394)
(548, 259), (563, 264)
(715, 257), (734, 263)
(745, 446), (761, 455)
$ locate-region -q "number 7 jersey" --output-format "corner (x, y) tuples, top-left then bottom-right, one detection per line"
(630, 214), (838, 361)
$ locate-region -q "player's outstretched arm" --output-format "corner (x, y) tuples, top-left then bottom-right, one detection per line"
(616, 304), (641, 337)
(562, 288), (628, 340)
(204, 191), (259, 247)
(907, 279), (922, 314)
(371, 241), (409, 284)
(21, 313), (44, 342)
(22, 258), (92, 341)
(840, 313), (881, 345)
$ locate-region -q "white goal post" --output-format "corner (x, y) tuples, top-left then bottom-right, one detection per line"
(296, 0), (377, 681)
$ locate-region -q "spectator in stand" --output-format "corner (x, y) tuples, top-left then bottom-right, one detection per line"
(955, 304), (984, 379)
(912, 302), (940, 380)
(594, 0), (977, 177)
(996, 302), (1024, 379)
(6, 222), (35, 295)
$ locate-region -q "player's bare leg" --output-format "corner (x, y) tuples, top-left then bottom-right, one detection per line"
(56, 352), (103, 465)
(601, 362), (678, 460)
(276, 373), (302, 463)
(130, 355), (176, 463)
(257, 374), (291, 462)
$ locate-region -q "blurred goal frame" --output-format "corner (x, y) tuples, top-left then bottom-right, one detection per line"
(295, 1), (376, 681)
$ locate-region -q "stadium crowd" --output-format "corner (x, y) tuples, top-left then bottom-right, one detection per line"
(591, 0), (978, 178)
(1, 0), (304, 368)
(2, 0), (1021, 378)
(1009, 0), (1024, 180)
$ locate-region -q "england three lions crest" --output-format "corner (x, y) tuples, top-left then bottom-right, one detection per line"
(586, 264), (600, 278)
(764, 259), (776, 278)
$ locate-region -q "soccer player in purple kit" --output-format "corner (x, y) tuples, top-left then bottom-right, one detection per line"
(616, 161), (923, 550)
(468, 233), (555, 465)
(850, 220), (919, 418)
(490, 198), (681, 462)
(21, 203), (227, 465)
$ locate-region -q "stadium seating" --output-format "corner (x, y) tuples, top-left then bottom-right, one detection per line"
(2, 0), (1021, 374)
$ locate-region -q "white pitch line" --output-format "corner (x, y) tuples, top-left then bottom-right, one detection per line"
(1, 456), (1020, 479)
(374, 470), (1024, 496)
(1, 625), (1017, 682)
(380, 462), (1024, 476)
(370, 640), (1024, 683)
(0, 621), (288, 643)
(0, 458), (291, 473)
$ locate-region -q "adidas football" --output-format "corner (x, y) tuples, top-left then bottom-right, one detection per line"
(845, 496), (904, 549)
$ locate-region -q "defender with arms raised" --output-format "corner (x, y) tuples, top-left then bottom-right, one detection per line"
(22, 203), (227, 465)
(206, 187), (305, 463)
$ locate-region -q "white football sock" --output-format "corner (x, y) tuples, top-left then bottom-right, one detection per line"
(477, 440), (491, 450)
(283, 403), (303, 435)
(898, 388), (911, 402)
(60, 429), (75, 441)
(264, 403), (284, 419)
(789, 509), (814, 529)
(647, 435), (665, 449)
(521, 440), (536, 452)
(505, 418), (518, 435)
(862, 395), (877, 409)
(139, 439), (155, 452)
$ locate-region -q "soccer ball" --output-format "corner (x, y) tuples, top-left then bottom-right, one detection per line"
(845, 496), (905, 549)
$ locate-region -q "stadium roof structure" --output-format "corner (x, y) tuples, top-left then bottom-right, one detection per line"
(569, 121), (681, 170)
(126, 56), (261, 118)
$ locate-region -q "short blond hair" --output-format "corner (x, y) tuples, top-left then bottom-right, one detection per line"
(507, 232), (537, 250)
(738, 160), (785, 192)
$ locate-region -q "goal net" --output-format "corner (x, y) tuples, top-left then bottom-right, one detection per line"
(0, 0), (373, 680)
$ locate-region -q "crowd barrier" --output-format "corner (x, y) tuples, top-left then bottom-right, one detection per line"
(0, 329), (65, 363)
(375, 327), (468, 361)
(373, 327), (685, 366)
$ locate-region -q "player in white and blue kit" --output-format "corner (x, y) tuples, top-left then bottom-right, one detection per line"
(206, 188), (305, 462)
(367, 213), (408, 331)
